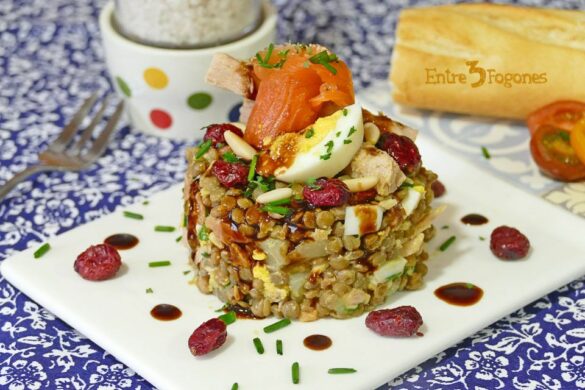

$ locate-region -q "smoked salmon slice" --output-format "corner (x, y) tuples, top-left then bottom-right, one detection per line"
(244, 44), (355, 149)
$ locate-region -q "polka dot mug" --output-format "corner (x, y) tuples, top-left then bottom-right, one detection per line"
(99, 1), (276, 140)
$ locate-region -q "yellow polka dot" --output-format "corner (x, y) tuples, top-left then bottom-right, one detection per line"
(144, 67), (168, 89)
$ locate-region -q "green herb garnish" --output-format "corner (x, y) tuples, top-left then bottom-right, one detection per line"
(479, 236), (486, 241)
(255, 43), (287, 69)
(343, 139), (352, 144)
(439, 236), (456, 252)
(305, 128), (315, 138)
(309, 50), (338, 74)
(231, 383), (238, 390)
(202, 252), (210, 257)
(154, 225), (175, 232)
(325, 140), (334, 153)
(253, 337), (265, 354)
(347, 126), (357, 137)
(306, 177), (320, 189)
(145, 288), (153, 293)
(175, 235), (183, 242)
(276, 339), (283, 355)
(149, 261), (171, 268)
(248, 155), (258, 182)
(195, 139), (212, 159)
(302, 61), (310, 68)
(142, 200), (149, 205)
(198, 226), (209, 241)
(263, 318), (291, 333)
(328, 368), (357, 374)
(559, 131), (571, 142)
(123, 211), (144, 220)
(218, 311), (237, 325)
(33, 243), (51, 259)
(481, 146), (491, 159)
(291, 362), (300, 384)
(441, 225), (449, 230)
(214, 304), (227, 313)
(336, 131), (341, 137)
(261, 204), (291, 215)
(466, 283), (475, 289)
(320, 153), (331, 161)
(183, 270), (191, 275)
(223, 151), (240, 163)
(183, 214), (187, 227)
(267, 197), (291, 206)
(342, 108), (348, 116)
(385, 272), (402, 282)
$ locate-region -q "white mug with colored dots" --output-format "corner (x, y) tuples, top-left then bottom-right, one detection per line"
(99, 1), (276, 141)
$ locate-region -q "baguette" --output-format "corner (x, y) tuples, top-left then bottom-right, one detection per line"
(390, 4), (585, 119)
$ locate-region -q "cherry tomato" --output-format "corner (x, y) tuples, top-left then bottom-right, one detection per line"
(570, 118), (585, 165)
(526, 101), (585, 135)
(530, 125), (585, 181)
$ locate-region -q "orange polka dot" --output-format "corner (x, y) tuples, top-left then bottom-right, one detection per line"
(144, 67), (168, 89)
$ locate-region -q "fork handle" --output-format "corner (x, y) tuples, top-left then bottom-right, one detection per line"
(0, 165), (53, 201)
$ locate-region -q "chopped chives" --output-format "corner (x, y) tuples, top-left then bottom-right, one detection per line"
(223, 151), (239, 163)
(267, 198), (291, 206)
(142, 200), (149, 205)
(276, 339), (283, 355)
(183, 214), (187, 227)
(195, 139), (212, 159)
(439, 236), (456, 252)
(263, 318), (291, 333)
(154, 225), (176, 232)
(291, 362), (300, 384)
(248, 155), (258, 181)
(479, 236), (486, 241)
(123, 211), (144, 220)
(198, 226), (209, 241)
(320, 153), (331, 161)
(33, 243), (51, 259)
(347, 126), (357, 137)
(305, 128), (315, 138)
(149, 261), (171, 268)
(145, 288), (153, 293)
(328, 368), (357, 374)
(202, 252), (210, 257)
(253, 337), (264, 354)
(183, 270), (191, 275)
(441, 225), (449, 230)
(261, 205), (290, 216)
(481, 146), (491, 159)
(175, 235), (183, 242)
(231, 383), (238, 390)
(218, 311), (237, 325)
(343, 139), (352, 144)
(342, 108), (348, 116)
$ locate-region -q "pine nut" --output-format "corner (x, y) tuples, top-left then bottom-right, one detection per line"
(343, 176), (378, 192)
(224, 130), (256, 160)
(256, 188), (293, 204)
(364, 122), (381, 145)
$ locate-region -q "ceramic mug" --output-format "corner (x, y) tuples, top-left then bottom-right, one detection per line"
(99, 0), (276, 141)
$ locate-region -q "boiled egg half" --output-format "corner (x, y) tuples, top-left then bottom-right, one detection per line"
(270, 103), (363, 183)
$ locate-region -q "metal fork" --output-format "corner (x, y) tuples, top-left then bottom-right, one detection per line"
(0, 93), (124, 200)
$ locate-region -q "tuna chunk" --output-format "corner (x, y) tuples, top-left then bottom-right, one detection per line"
(348, 145), (406, 196)
(205, 53), (252, 97)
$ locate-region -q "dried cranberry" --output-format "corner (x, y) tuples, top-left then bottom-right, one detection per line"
(74, 244), (122, 281)
(490, 226), (530, 260)
(376, 132), (421, 175)
(431, 179), (446, 198)
(203, 123), (244, 146)
(365, 306), (423, 337)
(303, 178), (350, 207)
(188, 318), (227, 356)
(349, 188), (377, 205)
(212, 160), (249, 188)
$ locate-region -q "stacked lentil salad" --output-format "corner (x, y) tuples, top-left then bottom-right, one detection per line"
(184, 44), (440, 321)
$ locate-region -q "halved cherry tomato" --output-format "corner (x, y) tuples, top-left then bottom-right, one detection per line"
(526, 101), (585, 135)
(530, 125), (585, 181)
(570, 118), (585, 165)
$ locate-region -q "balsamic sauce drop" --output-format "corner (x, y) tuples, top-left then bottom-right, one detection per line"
(104, 233), (139, 250)
(460, 214), (489, 226)
(303, 334), (332, 351)
(434, 283), (484, 306)
(150, 304), (182, 321)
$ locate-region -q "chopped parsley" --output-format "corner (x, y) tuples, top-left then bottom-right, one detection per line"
(325, 140), (334, 153)
(195, 139), (212, 159)
(320, 153), (331, 161)
(198, 226), (209, 241)
(305, 128), (315, 138)
(481, 146), (491, 159)
(309, 50), (338, 74)
(336, 131), (341, 137)
(255, 43), (286, 69)
(306, 177), (321, 189)
(347, 126), (357, 137)
(343, 139), (352, 144)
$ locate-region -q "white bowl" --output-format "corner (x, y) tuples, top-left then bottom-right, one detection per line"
(99, 1), (276, 140)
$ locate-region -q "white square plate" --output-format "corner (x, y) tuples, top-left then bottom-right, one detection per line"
(2, 134), (584, 390)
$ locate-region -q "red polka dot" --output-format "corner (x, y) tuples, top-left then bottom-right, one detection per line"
(150, 109), (172, 129)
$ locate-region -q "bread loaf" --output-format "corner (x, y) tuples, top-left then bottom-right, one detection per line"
(390, 4), (585, 119)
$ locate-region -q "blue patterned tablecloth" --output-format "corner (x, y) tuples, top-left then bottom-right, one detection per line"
(1, 0), (584, 389)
